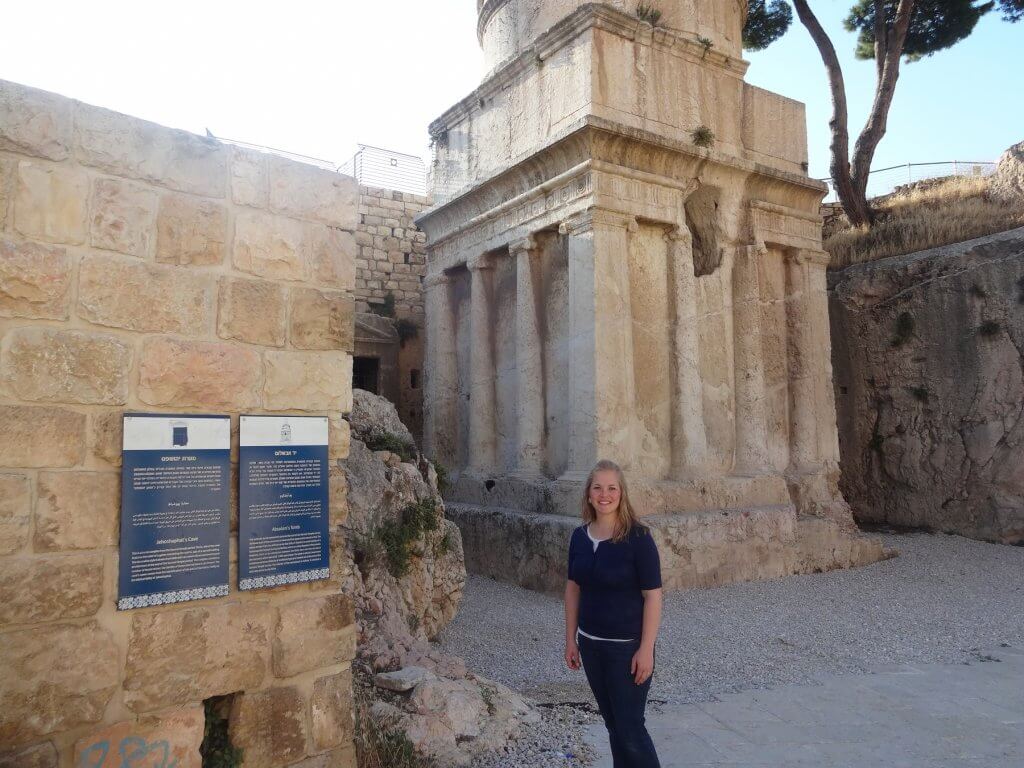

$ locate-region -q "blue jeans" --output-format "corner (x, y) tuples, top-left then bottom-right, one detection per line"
(578, 634), (661, 768)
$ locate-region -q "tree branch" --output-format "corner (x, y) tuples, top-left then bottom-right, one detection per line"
(851, 0), (916, 197)
(792, 0), (872, 226)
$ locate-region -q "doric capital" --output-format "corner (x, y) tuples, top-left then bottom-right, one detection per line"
(509, 235), (536, 257)
(467, 253), (494, 272)
(788, 248), (831, 267)
(558, 209), (637, 236)
(667, 226), (693, 245)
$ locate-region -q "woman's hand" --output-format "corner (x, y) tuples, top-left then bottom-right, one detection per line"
(631, 645), (654, 685)
(565, 638), (581, 671)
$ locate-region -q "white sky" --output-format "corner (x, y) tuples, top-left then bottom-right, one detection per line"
(2, 1), (1020, 181)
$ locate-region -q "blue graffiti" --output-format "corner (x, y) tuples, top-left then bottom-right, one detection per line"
(77, 736), (179, 768)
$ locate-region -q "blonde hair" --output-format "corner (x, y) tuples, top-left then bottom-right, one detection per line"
(580, 459), (642, 542)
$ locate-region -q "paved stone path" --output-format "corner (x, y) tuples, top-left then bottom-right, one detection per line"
(585, 645), (1024, 767)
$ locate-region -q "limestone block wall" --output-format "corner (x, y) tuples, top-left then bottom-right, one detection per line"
(478, 0), (746, 71)
(354, 184), (428, 318)
(352, 185), (428, 439)
(0, 79), (358, 767)
(431, 6), (808, 204)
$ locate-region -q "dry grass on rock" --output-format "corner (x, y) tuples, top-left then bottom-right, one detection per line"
(825, 175), (1024, 269)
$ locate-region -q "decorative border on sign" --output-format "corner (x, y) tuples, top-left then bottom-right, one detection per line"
(117, 584), (229, 611)
(239, 567), (330, 591)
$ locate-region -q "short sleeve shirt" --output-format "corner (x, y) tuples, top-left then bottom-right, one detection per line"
(567, 524), (662, 640)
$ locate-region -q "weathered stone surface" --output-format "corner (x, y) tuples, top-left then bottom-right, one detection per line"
(73, 707), (203, 768)
(156, 192), (227, 266)
(830, 230), (1024, 544)
(74, 103), (226, 197)
(0, 156), (15, 227)
(309, 226), (357, 289)
(273, 594), (356, 677)
(0, 236), (71, 320)
(328, 466), (349, 527)
(138, 337), (262, 409)
(217, 277), (286, 346)
(0, 473), (31, 555)
(989, 140), (1024, 204)
(77, 254), (213, 335)
(228, 686), (308, 768)
(90, 409), (123, 466)
(0, 741), (57, 768)
(289, 287), (355, 351)
(263, 350), (350, 412)
(124, 601), (274, 712)
(2, 327), (132, 405)
(34, 471), (119, 551)
(350, 388), (415, 446)
(232, 210), (306, 281)
(311, 669), (354, 750)
(14, 161), (87, 244)
(0, 404), (85, 468)
(373, 666), (435, 693)
(230, 146), (267, 208)
(371, 675), (538, 766)
(411, 679), (486, 739)
(0, 553), (104, 624)
(284, 746), (356, 768)
(89, 176), (157, 257)
(328, 414), (351, 461)
(0, 621), (118, 746)
(0, 80), (72, 160)
(268, 157), (357, 228)
(341, 398), (465, 641)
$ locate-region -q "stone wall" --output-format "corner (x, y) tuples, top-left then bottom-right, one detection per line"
(353, 185), (428, 318)
(0, 79), (358, 766)
(353, 185), (428, 441)
(830, 228), (1024, 544)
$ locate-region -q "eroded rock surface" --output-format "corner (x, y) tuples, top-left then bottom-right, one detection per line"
(989, 140), (1024, 204)
(829, 229), (1024, 543)
(340, 390), (539, 764)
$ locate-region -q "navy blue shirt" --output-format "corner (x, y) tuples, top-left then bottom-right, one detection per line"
(567, 524), (662, 641)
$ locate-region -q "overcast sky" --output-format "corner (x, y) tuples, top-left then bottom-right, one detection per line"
(2, 1), (1020, 183)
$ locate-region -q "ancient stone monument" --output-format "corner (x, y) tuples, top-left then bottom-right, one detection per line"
(416, 0), (889, 591)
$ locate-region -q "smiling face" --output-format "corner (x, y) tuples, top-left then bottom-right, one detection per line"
(588, 469), (622, 520)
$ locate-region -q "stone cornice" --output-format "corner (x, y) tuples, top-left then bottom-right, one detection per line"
(433, 3), (750, 141)
(418, 115), (827, 242)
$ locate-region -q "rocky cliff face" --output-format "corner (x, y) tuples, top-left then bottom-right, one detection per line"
(829, 228), (1024, 544)
(338, 390), (540, 765)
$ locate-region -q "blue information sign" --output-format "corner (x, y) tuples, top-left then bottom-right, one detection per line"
(118, 414), (231, 610)
(239, 415), (330, 590)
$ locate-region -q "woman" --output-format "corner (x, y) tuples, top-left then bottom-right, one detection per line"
(565, 459), (663, 768)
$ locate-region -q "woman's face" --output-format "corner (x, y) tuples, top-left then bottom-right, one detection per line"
(588, 469), (622, 519)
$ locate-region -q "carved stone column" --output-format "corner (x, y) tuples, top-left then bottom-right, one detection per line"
(467, 254), (496, 474)
(785, 250), (818, 470)
(732, 244), (770, 475)
(423, 272), (457, 467)
(559, 210), (637, 481)
(668, 226), (708, 478)
(512, 236), (544, 478)
(803, 248), (841, 465)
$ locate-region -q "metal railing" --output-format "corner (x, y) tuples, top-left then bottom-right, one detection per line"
(819, 160), (996, 203)
(211, 136), (428, 196)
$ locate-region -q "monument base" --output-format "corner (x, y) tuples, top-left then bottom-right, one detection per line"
(445, 502), (894, 595)
(448, 472), (793, 518)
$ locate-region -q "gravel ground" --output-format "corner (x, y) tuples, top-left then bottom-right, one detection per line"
(436, 532), (1024, 767)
